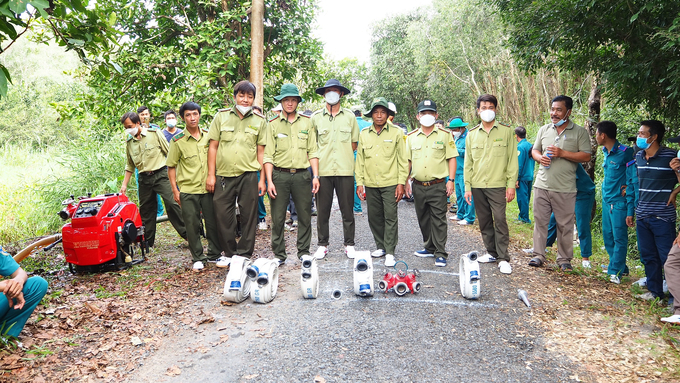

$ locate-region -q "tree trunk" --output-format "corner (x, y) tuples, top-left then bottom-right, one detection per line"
(583, 77), (600, 219)
(250, 0), (264, 109)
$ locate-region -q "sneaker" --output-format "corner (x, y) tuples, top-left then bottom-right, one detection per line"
(345, 246), (355, 259)
(285, 224), (295, 231)
(435, 257), (447, 267)
(633, 277), (647, 287)
(636, 292), (659, 301)
(477, 253), (497, 263)
(314, 246), (328, 260)
(457, 220), (472, 226)
(522, 248), (534, 254)
(371, 249), (386, 257)
(258, 219), (267, 230)
(661, 314), (680, 324)
(413, 249), (434, 258)
(385, 254), (396, 267)
(449, 205), (457, 213)
(192, 261), (204, 271)
(449, 215), (458, 221)
(610, 274), (621, 284)
(285, 218), (293, 224)
(354, 211), (363, 216)
(215, 256), (231, 268)
(292, 220), (298, 227)
(498, 261), (512, 274)
(582, 259), (591, 268)
(276, 258), (286, 266)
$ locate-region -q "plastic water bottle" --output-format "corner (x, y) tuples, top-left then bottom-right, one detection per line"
(517, 289), (531, 308)
(544, 150), (552, 169)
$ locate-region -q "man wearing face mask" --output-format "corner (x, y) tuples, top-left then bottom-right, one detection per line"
(119, 112), (187, 247)
(207, 80), (268, 260)
(464, 94), (518, 274)
(356, 97), (408, 267)
(162, 110), (183, 142)
(448, 117), (475, 225)
(311, 79), (360, 259)
(405, 100), (458, 267)
(528, 95), (591, 271)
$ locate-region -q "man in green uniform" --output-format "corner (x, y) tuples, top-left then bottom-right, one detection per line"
(355, 97), (408, 267)
(311, 79), (360, 259)
(264, 84), (320, 265)
(119, 112), (187, 247)
(463, 94), (518, 274)
(405, 100), (458, 267)
(167, 102), (226, 271)
(206, 80), (267, 259)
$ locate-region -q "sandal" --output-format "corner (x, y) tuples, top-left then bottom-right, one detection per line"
(528, 257), (543, 267)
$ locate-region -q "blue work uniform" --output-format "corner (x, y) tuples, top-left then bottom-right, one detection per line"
(601, 142), (636, 276)
(454, 129), (475, 223)
(354, 117), (372, 212)
(546, 164), (595, 258)
(0, 247), (48, 337)
(515, 138), (535, 223)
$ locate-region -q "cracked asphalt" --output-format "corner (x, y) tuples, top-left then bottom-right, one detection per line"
(130, 198), (579, 383)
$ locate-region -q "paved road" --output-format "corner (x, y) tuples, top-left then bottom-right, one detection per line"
(131, 199), (578, 382)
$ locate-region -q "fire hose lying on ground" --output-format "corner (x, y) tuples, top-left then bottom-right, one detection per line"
(223, 255), (252, 302)
(459, 251), (481, 299)
(300, 255), (319, 299)
(247, 258), (279, 304)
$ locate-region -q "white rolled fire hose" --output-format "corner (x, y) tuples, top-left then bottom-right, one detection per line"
(353, 251), (374, 297)
(300, 255), (319, 299)
(459, 251), (481, 299)
(248, 258), (280, 304)
(223, 255), (252, 303)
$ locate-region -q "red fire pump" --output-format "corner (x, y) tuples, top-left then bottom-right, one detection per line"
(377, 261), (422, 296)
(59, 193), (147, 273)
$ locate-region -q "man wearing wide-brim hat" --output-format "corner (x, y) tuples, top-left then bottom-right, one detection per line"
(311, 79), (360, 260)
(448, 117), (476, 226)
(264, 84), (320, 265)
(355, 97), (408, 267)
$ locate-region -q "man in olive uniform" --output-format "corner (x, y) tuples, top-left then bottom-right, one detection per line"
(167, 102), (226, 271)
(355, 97), (408, 267)
(119, 112), (187, 247)
(311, 79), (360, 259)
(463, 94), (518, 274)
(264, 84), (320, 265)
(405, 100), (458, 267)
(206, 80), (267, 259)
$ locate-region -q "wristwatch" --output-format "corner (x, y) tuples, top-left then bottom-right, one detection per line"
(313, 175), (320, 179)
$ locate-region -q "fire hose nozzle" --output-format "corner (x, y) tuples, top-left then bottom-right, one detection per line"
(394, 282), (409, 296)
(412, 281), (422, 293)
(467, 251), (479, 262)
(355, 259), (369, 272)
(246, 265), (260, 280)
(256, 273), (269, 287)
(377, 280), (388, 292)
(332, 289), (342, 299)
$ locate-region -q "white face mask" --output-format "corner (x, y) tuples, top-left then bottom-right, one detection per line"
(236, 105), (252, 115)
(419, 114), (436, 127)
(324, 91), (341, 105)
(125, 127), (139, 136)
(480, 110), (495, 123)
(166, 119), (177, 128)
(453, 131), (462, 139)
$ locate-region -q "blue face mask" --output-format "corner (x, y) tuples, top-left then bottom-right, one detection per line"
(555, 119), (567, 127)
(637, 136), (653, 150)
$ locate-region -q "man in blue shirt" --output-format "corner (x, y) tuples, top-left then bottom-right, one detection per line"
(0, 247), (48, 338)
(635, 120), (680, 300)
(353, 110), (372, 214)
(514, 126), (534, 224)
(448, 117), (475, 225)
(596, 121), (637, 284)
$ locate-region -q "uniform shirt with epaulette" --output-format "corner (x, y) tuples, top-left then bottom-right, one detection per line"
(311, 107), (360, 177)
(125, 126), (169, 173)
(601, 141), (637, 216)
(264, 113), (318, 169)
(406, 126), (459, 182)
(166, 128), (211, 194)
(207, 108), (267, 177)
(355, 122), (408, 188)
(463, 122), (518, 191)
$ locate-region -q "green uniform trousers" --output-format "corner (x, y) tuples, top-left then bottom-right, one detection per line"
(471, 187), (510, 262)
(366, 185), (399, 255)
(138, 168), (186, 247)
(270, 169), (313, 261)
(413, 181), (448, 258)
(180, 192), (221, 262)
(317, 176), (355, 247)
(213, 171), (258, 257)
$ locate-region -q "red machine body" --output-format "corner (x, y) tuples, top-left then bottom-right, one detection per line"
(378, 263), (422, 296)
(60, 193), (146, 269)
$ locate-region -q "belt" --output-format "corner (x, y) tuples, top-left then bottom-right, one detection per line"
(412, 178), (445, 187)
(274, 166), (307, 174)
(140, 166), (167, 176)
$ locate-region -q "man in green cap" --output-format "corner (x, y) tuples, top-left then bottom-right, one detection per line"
(311, 79), (360, 259)
(167, 102), (226, 271)
(119, 111), (187, 248)
(405, 100), (458, 267)
(448, 117), (475, 225)
(264, 84), (320, 265)
(207, 80), (268, 259)
(355, 97), (408, 267)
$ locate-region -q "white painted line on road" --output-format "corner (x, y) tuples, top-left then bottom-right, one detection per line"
(418, 270), (460, 276)
(318, 289), (496, 308)
(317, 266), (459, 276)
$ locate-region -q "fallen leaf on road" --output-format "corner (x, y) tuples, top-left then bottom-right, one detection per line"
(130, 337), (143, 346)
(314, 375), (326, 383)
(243, 374), (259, 379)
(166, 365), (181, 376)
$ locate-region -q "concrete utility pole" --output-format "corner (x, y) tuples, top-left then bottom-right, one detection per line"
(250, 0), (264, 109)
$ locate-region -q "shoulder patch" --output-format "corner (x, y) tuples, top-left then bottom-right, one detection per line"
(437, 127), (451, 134)
(201, 127), (209, 133)
(218, 108), (231, 112)
(469, 123), (481, 131)
(172, 132), (185, 142)
(618, 144), (629, 151)
(407, 129), (419, 136)
(147, 126), (159, 132)
(269, 117), (278, 123)
(299, 113), (310, 118)
(252, 110), (265, 119)
(126, 134), (134, 142)
(497, 121), (510, 127)
(626, 159), (636, 167)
